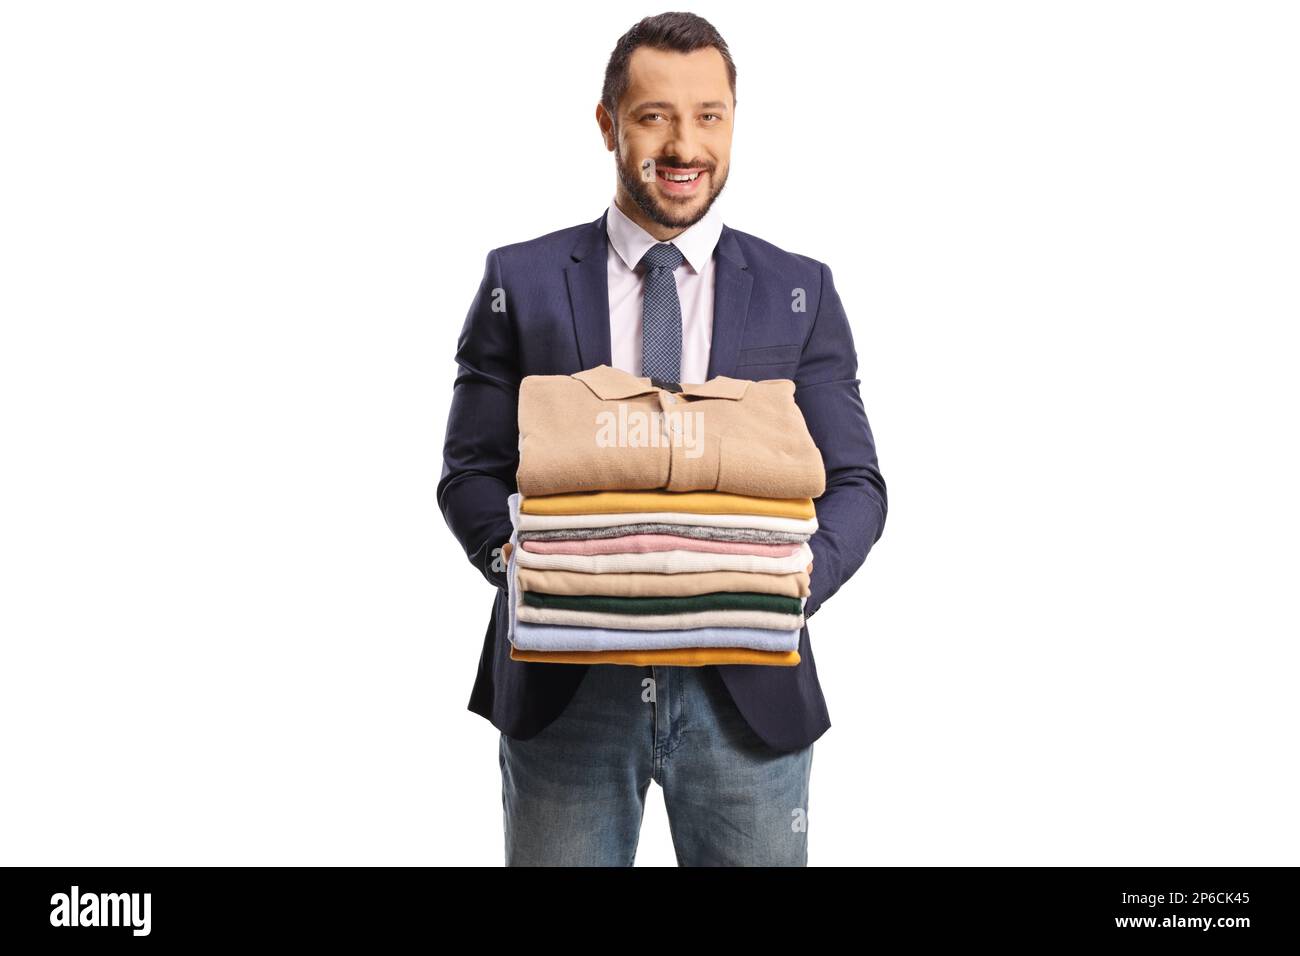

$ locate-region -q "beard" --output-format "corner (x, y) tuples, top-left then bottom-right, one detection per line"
(615, 140), (728, 231)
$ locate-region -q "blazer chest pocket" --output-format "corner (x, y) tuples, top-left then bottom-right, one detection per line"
(736, 344), (802, 368)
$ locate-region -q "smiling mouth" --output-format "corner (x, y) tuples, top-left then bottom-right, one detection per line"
(655, 166), (707, 195)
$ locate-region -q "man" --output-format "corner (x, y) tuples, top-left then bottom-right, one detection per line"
(437, 12), (886, 866)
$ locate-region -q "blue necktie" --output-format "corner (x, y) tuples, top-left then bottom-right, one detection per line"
(639, 242), (685, 382)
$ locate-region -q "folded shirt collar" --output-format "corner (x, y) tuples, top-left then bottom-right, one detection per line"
(573, 365), (751, 401)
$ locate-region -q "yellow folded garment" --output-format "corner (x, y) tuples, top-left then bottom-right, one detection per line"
(520, 490), (816, 520)
(510, 646), (801, 667)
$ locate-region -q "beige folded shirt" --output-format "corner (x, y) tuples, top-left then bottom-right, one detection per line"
(516, 365), (826, 498)
(513, 562), (813, 598)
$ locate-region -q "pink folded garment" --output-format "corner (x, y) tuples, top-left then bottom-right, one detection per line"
(519, 532), (803, 558)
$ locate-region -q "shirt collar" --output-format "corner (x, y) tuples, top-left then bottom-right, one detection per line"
(605, 199), (724, 275)
(573, 364), (750, 400)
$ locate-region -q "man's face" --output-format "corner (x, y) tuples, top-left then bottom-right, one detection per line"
(604, 46), (734, 230)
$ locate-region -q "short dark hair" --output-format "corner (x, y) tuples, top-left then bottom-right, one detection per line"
(601, 12), (737, 120)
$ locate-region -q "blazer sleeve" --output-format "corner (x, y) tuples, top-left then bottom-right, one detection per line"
(436, 249), (520, 592)
(795, 260), (888, 619)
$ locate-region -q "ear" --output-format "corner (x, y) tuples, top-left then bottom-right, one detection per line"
(595, 103), (616, 152)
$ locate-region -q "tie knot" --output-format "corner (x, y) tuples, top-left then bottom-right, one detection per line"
(639, 242), (684, 273)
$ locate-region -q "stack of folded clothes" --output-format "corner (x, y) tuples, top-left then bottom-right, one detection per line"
(504, 365), (825, 668)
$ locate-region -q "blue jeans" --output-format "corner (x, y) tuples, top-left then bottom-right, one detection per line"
(499, 664), (814, 866)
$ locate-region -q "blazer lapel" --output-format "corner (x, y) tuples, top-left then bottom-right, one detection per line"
(565, 211), (612, 371)
(707, 225), (752, 380)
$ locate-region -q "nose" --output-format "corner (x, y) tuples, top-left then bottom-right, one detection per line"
(663, 119), (701, 166)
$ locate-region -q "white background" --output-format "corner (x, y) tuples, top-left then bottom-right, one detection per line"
(2, 1), (1297, 866)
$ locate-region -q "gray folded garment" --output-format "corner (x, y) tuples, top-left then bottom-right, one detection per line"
(517, 522), (809, 545)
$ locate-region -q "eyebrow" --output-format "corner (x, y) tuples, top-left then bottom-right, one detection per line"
(628, 100), (731, 113)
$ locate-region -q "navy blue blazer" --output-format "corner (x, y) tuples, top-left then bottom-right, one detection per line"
(437, 210), (887, 752)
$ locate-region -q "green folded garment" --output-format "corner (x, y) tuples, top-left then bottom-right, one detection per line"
(521, 590), (803, 616)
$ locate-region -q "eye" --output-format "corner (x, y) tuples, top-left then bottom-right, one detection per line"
(641, 112), (665, 122)
(701, 113), (721, 122)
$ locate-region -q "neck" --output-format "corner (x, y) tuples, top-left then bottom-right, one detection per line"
(613, 188), (687, 242)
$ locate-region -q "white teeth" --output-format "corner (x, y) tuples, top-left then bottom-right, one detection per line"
(663, 172), (700, 182)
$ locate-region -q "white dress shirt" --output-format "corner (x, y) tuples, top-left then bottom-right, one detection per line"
(605, 199), (724, 385)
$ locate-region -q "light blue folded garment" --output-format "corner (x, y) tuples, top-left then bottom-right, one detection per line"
(513, 621), (801, 652)
(505, 502), (800, 653)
